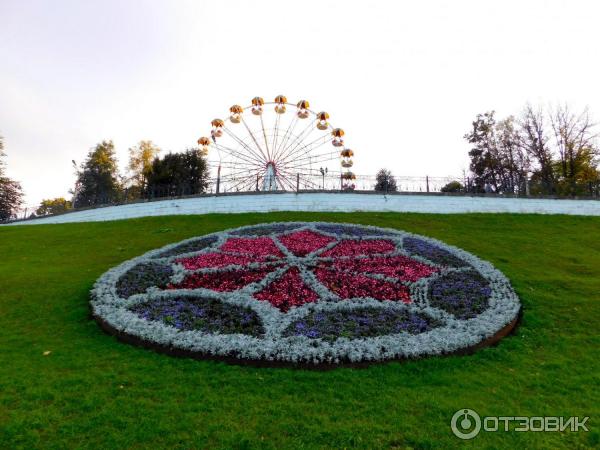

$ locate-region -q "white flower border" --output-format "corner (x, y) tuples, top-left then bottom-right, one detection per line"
(90, 222), (521, 364)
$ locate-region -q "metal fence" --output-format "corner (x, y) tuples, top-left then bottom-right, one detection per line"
(10, 173), (600, 221)
(214, 174), (460, 194)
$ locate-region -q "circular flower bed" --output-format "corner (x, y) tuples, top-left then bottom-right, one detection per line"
(91, 222), (521, 366)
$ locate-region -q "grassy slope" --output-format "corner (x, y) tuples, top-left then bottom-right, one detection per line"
(0, 212), (598, 449)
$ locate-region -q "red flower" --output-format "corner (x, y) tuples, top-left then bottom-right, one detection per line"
(321, 239), (396, 257)
(169, 231), (436, 311)
(176, 252), (267, 270)
(313, 267), (411, 302)
(254, 267), (318, 312)
(329, 255), (436, 282)
(169, 266), (278, 292)
(220, 237), (284, 257)
(278, 230), (335, 256)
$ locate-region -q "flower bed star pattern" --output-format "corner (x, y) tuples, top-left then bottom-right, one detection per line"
(91, 222), (521, 365)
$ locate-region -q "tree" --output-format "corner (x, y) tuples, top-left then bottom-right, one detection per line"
(465, 112), (500, 192)
(467, 104), (599, 196)
(549, 104), (599, 195)
(496, 117), (529, 193)
(36, 197), (72, 216)
(441, 181), (463, 193)
(0, 135), (24, 222)
(73, 140), (121, 208)
(127, 140), (161, 197)
(464, 112), (528, 194)
(146, 148), (209, 197)
(374, 169), (397, 192)
(518, 104), (555, 194)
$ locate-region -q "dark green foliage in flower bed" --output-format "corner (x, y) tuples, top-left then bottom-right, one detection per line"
(116, 262), (173, 298)
(429, 270), (491, 319)
(129, 296), (264, 336)
(152, 235), (217, 258)
(284, 307), (441, 341)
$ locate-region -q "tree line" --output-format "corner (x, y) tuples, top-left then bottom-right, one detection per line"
(465, 103), (599, 196)
(0, 138), (211, 220)
(1, 103), (599, 221)
(70, 140), (210, 210)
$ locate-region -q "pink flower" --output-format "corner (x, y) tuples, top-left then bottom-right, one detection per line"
(330, 255), (436, 282)
(279, 230), (335, 256)
(220, 237), (284, 257)
(165, 231), (436, 311)
(313, 266), (411, 302)
(254, 267), (318, 312)
(176, 253), (265, 270)
(321, 239), (396, 257)
(169, 266), (279, 292)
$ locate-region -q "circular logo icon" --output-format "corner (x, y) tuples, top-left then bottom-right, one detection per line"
(451, 409), (481, 440)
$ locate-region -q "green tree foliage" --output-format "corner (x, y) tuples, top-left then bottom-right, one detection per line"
(374, 169), (397, 192)
(73, 140), (121, 208)
(464, 112), (528, 194)
(127, 140), (161, 198)
(0, 135), (24, 222)
(548, 104), (599, 195)
(36, 197), (72, 216)
(441, 181), (463, 193)
(146, 149), (209, 197)
(467, 104), (600, 196)
(519, 104), (555, 193)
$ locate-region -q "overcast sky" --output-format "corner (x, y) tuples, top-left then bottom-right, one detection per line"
(2, 0), (599, 206)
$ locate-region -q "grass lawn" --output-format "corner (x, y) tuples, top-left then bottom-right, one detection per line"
(0, 212), (599, 449)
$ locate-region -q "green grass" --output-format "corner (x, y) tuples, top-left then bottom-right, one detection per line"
(1, 212), (599, 449)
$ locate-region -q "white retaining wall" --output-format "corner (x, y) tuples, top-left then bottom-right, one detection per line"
(6, 193), (600, 225)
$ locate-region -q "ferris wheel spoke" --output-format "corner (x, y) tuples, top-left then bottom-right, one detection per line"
(212, 141), (265, 168)
(281, 134), (333, 160)
(273, 114), (298, 161)
(223, 127), (267, 164)
(271, 113), (281, 156)
(217, 149), (263, 171)
(226, 173), (259, 192)
(221, 168), (263, 181)
(236, 176), (259, 192)
(259, 115), (271, 161)
(217, 162), (264, 175)
(277, 168), (318, 190)
(240, 117), (269, 162)
(280, 150), (339, 168)
(278, 130), (328, 163)
(216, 161), (261, 170)
(274, 118), (317, 162)
(279, 160), (337, 176)
(220, 164), (267, 179)
(274, 171), (296, 191)
(214, 157), (263, 171)
(278, 137), (335, 167)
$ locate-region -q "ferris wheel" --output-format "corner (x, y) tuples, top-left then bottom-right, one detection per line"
(197, 96), (356, 192)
